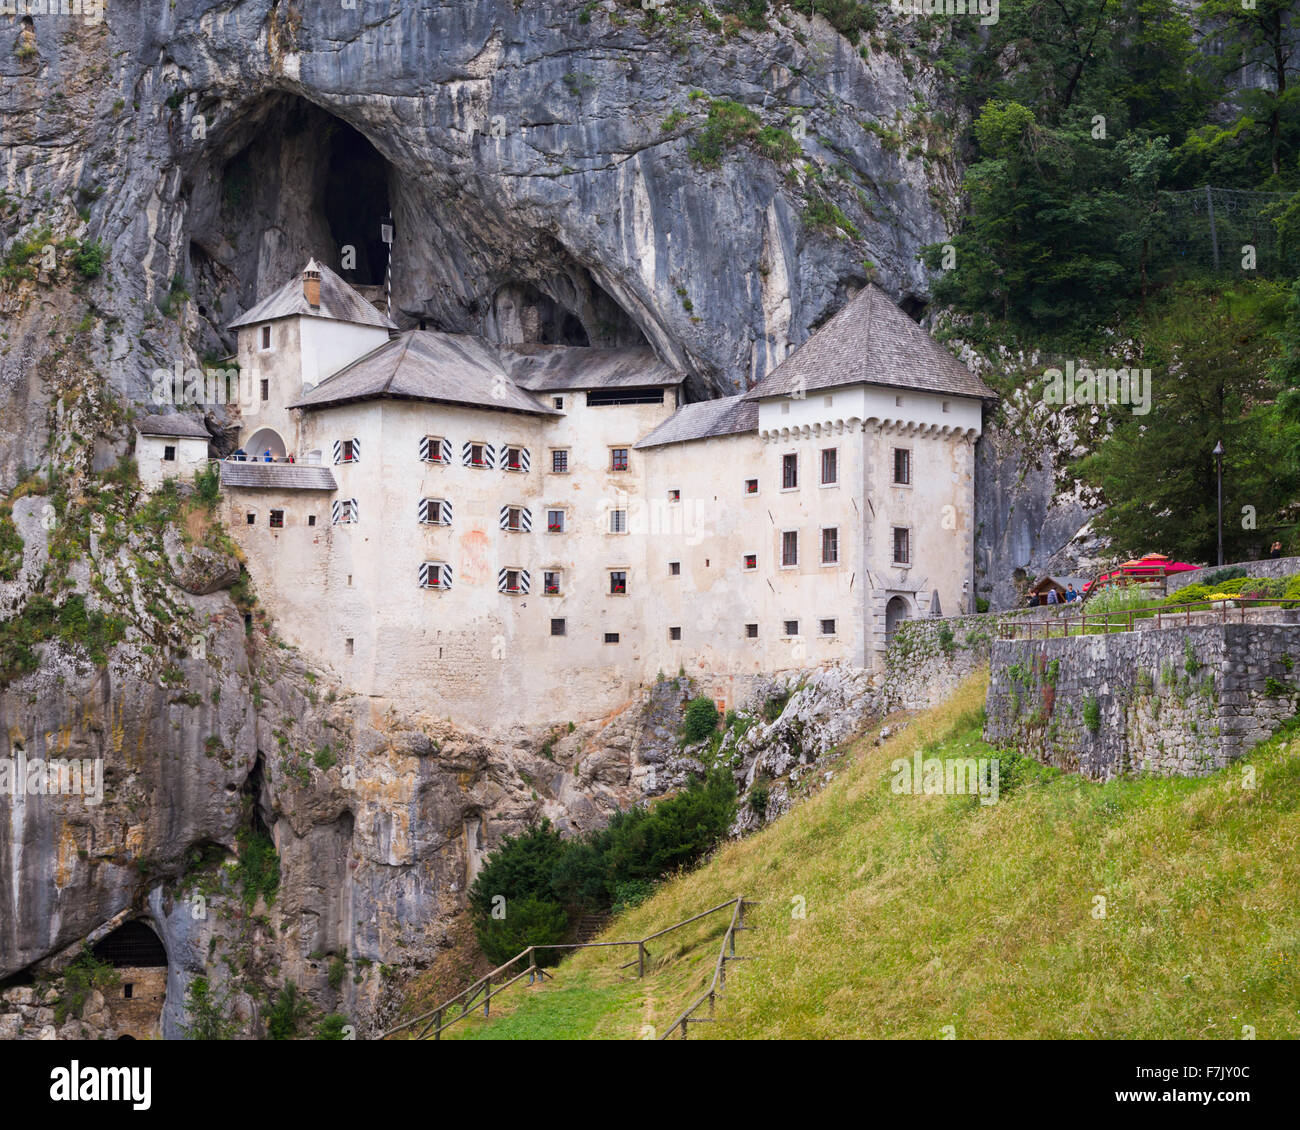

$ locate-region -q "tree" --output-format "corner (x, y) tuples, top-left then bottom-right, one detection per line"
(1073, 282), (1298, 562)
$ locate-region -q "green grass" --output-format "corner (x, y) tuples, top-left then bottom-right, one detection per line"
(439, 670), (1300, 1039)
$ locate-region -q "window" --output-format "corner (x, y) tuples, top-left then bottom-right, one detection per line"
(893, 448), (911, 485)
(609, 509), (627, 534)
(499, 568), (529, 594)
(609, 571), (627, 595)
(783, 619), (800, 636)
(308, 515), (316, 527)
(668, 488), (681, 503)
(823, 394), (834, 407)
(821, 527), (838, 565)
(551, 449), (569, 473)
(745, 623), (758, 639)
(269, 509), (284, 529)
(345, 637), (354, 655)
(503, 446), (529, 472)
(895, 395), (903, 407)
(669, 561), (681, 576)
(543, 570), (563, 595)
(419, 498), (452, 526)
(744, 477), (758, 495)
(604, 632), (620, 644)
(332, 498), (358, 525)
(553, 396), (564, 410)
(163, 445), (176, 462)
(820, 618), (837, 636)
(418, 562), (453, 590)
(893, 527), (911, 565)
(260, 379), (269, 403)
(743, 553), (757, 571)
(610, 448), (629, 472)
(500, 505), (531, 532)
(245, 512), (255, 525)
(334, 437), (360, 465)
(420, 436), (449, 464)
(782, 453), (798, 490)
(123, 983), (133, 1000)
(669, 626), (682, 641)
(588, 389), (663, 406)
(781, 530), (798, 567)
(551, 618), (566, 636)
(464, 441), (494, 469)
(942, 400), (951, 413)
(547, 509), (566, 533)
(260, 325), (271, 351)
(820, 448), (838, 485)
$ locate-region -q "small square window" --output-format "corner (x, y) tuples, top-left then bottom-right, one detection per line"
(820, 448), (837, 485)
(669, 626), (682, 641)
(942, 400), (951, 413)
(669, 561), (681, 576)
(784, 620), (800, 636)
(308, 514), (316, 527)
(123, 983), (134, 1000)
(245, 512), (255, 525)
(895, 395), (903, 407)
(745, 623), (758, 638)
(551, 618), (566, 637)
(340, 439), (357, 463)
(604, 632), (620, 644)
(553, 396), (564, 410)
(345, 637), (355, 656)
(610, 448), (629, 472)
(668, 489), (681, 503)
(893, 448), (911, 485)
(743, 553), (757, 571)
(269, 509), (284, 529)
(551, 449), (569, 474)
(745, 478), (758, 495)
(503, 569), (521, 593)
(782, 453), (798, 490)
(610, 571), (627, 595)
(820, 618), (837, 636)
(544, 570), (563, 595)
(163, 445), (176, 461)
(547, 509), (565, 533)
(505, 507), (526, 531)
(821, 527), (839, 565)
(470, 443), (487, 467)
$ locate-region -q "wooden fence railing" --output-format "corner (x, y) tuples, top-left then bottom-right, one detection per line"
(996, 597), (1300, 642)
(380, 895), (752, 1041)
(660, 895), (753, 1039)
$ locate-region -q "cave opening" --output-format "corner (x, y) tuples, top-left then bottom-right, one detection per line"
(322, 120), (391, 288)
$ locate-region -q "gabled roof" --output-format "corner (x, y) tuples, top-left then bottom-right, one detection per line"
(289, 331), (560, 416)
(136, 413), (211, 439)
(501, 344), (685, 391)
(229, 259), (397, 331)
(635, 394), (757, 449)
(220, 462), (338, 491)
(743, 283), (996, 402)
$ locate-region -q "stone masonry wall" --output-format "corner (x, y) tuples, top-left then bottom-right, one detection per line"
(984, 616), (1300, 779)
(1165, 557), (1300, 593)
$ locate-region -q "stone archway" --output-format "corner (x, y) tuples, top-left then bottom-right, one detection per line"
(244, 427), (287, 462)
(885, 595), (912, 642)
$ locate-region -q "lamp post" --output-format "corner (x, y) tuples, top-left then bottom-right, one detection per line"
(1213, 440), (1224, 567)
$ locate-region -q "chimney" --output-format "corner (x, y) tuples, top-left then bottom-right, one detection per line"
(303, 261), (321, 309)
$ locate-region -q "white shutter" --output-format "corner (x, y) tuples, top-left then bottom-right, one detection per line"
(442, 563), (453, 589)
(441, 499), (453, 526)
(462, 441), (472, 467)
(419, 436), (432, 462)
(351, 437), (360, 463)
(497, 568), (509, 593)
(518, 568), (531, 594)
(418, 562), (431, 588)
(520, 507), (532, 532)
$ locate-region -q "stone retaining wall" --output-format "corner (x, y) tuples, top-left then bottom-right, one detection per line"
(984, 614), (1300, 779)
(1165, 557), (1300, 593)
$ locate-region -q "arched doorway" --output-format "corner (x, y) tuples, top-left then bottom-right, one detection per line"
(885, 595), (912, 642)
(244, 427), (287, 462)
(91, 920), (168, 1040)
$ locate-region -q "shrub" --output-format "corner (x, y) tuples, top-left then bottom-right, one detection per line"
(53, 947), (120, 1024)
(748, 778), (770, 817)
(474, 894), (570, 967)
(1199, 566), (1246, 587)
(233, 826), (279, 908)
(683, 695), (720, 743)
(314, 1013), (351, 1040)
(611, 879), (655, 915)
(327, 954), (347, 990)
(265, 980), (310, 1040)
(1082, 696), (1102, 733)
(72, 239), (106, 279)
(193, 461), (220, 507)
(184, 976), (239, 1039)
(600, 772), (736, 886)
(763, 688), (791, 721)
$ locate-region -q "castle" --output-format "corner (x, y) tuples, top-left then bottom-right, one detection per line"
(157, 261), (994, 727)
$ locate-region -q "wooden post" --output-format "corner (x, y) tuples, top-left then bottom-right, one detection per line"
(484, 975), (490, 1018)
(433, 1008), (442, 1041)
(638, 942), (646, 978)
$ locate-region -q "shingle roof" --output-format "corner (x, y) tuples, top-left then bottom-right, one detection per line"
(501, 345), (685, 391)
(289, 331), (560, 415)
(635, 394), (757, 449)
(744, 284), (996, 402)
(136, 413), (211, 439)
(229, 259), (398, 331)
(220, 462), (338, 491)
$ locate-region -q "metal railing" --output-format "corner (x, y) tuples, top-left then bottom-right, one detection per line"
(996, 597), (1300, 642)
(380, 896), (752, 1041)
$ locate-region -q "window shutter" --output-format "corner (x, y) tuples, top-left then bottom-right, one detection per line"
(499, 505), (509, 530)
(520, 507), (532, 532)
(442, 564), (453, 589)
(418, 498), (430, 524)
(418, 562), (431, 588)
(332, 440), (342, 465)
(331, 499), (341, 524)
(484, 443), (496, 470)
(461, 441), (472, 467)
(420, 436), (436, 462)
(497, 568), (509, 593)
(518, 568), (531, 594)
(519, 447), (530, 472)
(441, 499), (453, 525)
(351, 437), (360, 463)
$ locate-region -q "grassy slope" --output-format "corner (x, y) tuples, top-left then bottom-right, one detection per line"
(446, 670), (1300, 1039)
